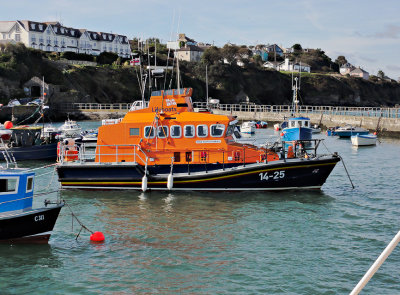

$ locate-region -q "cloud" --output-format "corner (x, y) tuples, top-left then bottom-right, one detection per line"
(359, 24), (400, 39)
(386, 65), (400, 71)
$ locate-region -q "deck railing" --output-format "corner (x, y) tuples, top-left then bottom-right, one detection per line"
(58, 143), (148, 165)
(58, 102), (400, 119)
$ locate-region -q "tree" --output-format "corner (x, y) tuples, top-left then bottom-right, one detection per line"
(335, 55), (348, 66)
(377, 70), (385, 79)
(292, 43), (303, 52)
(221, 44), (239, 65)
(201, 46), (222, 65)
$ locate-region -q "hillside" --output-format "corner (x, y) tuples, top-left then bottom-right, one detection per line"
(1, 43), (399, 116)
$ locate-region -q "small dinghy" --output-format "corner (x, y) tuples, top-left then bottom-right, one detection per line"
(351, 133), (377, 146)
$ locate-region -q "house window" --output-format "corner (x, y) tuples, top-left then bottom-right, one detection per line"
(184, 125), (195, 138)
(15, 26), (20, 32)
(170, 126), (181, 138)
(71, 30), (75, 36)
(210, 124), (225, 137)
(197, 125), (208, 137)
(2, 33), (6, 39)
(15, 34), (20, 42)
(61, 28), (64, 34)
(47, 29), (50, 34)
(129, 128), (139, 136)
(39, 24), (43, 30)
(144, 126), (155, 138)
(30, 23), (36, 30)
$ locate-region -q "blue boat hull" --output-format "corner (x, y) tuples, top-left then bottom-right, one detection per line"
(336, 130), (369, 138)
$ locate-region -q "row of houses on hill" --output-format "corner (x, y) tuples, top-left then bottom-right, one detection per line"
(0, 20), (131, 58)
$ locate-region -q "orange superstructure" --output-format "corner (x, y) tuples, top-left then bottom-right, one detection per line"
(95, 88), (279, 165)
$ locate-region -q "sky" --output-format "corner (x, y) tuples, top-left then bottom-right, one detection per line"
(2, 0), (400, 79)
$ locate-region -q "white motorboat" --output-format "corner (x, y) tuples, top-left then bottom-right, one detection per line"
(240, 121), (256, 134)
(351, 133), (377, 146)
(58, 119), (82, 138)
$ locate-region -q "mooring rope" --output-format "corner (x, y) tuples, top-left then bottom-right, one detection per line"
(322, 141), (355, 189)
(63, 200), (94, 240)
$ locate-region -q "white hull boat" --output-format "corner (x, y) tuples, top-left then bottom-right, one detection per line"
(351, 134), (377, 146)
(240, 121), (256, 134)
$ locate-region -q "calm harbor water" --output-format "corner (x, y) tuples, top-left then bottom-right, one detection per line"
(1, 122), (400, 294)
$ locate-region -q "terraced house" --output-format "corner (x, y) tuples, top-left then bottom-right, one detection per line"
(0, 20), (131, 58)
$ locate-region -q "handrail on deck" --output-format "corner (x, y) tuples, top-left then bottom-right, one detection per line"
(58, 143), (148, 165)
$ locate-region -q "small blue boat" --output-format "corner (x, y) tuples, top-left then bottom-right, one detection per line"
(0, 160), (63, 243)
(281, 117), (313, 142)
(334, 125), (369, 138)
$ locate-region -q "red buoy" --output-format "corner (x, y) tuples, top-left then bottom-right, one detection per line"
(4, 121), (13, 129)
(90, 231), (105, 243)
(280, 132), (284, 137)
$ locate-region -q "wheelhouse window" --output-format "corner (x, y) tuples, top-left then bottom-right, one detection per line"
(184, 125), (195, 138)
(26, 176), (34, 192)
(210, 124), (225, 137)
(304, 121), (309, 127)
(197, 125), (208, 137)
(226, 125), (235, 137)
(129, 128), (139, 136)
(290, 121), (296, 128)
(0, 177), (19, 194)
(157, 126), (168, 138)
(170, 125), (181, 138)
(144, 126), (155, 138)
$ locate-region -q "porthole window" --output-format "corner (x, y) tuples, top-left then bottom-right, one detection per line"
(197, 125), (208, 137)
(170, 126), (181, 138)
(157, 126), (168, 138)
(144, 126), (155, 138)
(210, 124), (225, 137)
(184, 125), (195, 138)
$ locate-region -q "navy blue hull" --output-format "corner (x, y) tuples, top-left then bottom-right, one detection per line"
(57, 157), (340, 191)
(0, 203), (63, 244)
(0, 143), (58, 161)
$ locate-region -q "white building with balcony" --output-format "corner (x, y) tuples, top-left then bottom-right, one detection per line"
(0, 20), (131, 58)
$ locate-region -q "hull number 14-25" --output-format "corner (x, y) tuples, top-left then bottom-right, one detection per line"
(259, 171), (285, 181)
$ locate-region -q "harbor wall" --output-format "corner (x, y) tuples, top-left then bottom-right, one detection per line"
(211, 110), (400, 136)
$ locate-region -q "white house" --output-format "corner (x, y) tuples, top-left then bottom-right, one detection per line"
(349, 67), (369, 80)
(263, 61), (280, 70)
(340, 63), (355, 75)
(176, 45), (204, 62)
(0, 20), (131, 58)
(278, 58), (311, 73)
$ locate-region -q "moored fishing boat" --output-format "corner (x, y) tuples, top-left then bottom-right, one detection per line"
(334, 125), (369, 138)
(0, 158), (63, 243)
(58, 119), (82, 138)
(240, 121), (256, 134)
(0, 126), (58, 161)
(56, 88), (340, 191)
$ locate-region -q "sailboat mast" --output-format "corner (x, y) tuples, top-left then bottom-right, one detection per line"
(206, 64), (209, 106)
(177, 56), (180, 93)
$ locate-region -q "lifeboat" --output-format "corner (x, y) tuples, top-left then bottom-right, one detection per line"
(56, 88), (340, 191)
